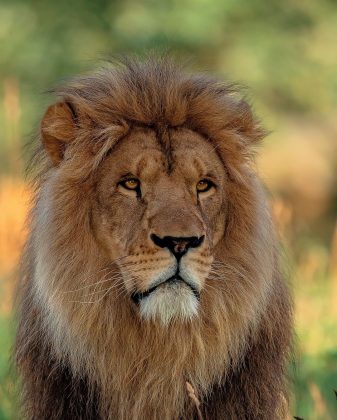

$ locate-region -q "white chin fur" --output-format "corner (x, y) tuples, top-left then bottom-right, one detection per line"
(139, 283), (199, 326)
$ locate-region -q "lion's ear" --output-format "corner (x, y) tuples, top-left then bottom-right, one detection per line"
(40, 101), (78, 165)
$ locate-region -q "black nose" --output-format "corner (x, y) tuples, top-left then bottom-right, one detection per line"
(150, 234), (204, 259)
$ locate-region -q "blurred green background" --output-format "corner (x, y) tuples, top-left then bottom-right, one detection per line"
(0, 0), (337, 418)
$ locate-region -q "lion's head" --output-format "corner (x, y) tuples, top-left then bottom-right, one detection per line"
(18, 58), (291, 419)
(37, 57), (268, 323)
(87, 126), (228, 324)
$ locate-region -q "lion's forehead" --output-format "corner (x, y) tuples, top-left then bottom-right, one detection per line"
(102, 127), (225, 182)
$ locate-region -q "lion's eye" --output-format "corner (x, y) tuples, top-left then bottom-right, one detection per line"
(196, 179), (214, 193)
(119, 178), (140, 191)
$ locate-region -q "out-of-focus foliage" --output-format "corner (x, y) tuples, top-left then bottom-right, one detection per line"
(0, 0), (336, 419)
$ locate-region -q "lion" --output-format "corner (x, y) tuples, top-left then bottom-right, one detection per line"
(14, 57), (293, 419)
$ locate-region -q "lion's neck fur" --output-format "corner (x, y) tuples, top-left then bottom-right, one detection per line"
(35, 256), (252, 419)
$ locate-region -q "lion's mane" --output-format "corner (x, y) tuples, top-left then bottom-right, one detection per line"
(15, 57), (292, 419)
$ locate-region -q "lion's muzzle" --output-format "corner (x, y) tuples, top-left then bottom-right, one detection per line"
(150, 234), (205, 260)
(131, 274), (200, 305)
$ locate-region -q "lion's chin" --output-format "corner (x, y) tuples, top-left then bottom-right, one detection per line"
(138, 282), (199, 326)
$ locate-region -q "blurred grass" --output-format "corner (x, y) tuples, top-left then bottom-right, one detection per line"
(0, 312), (19, 420)
(293, 279), (337, 419)
(0, 0), (337, 418)
(0, 179), (28, 420)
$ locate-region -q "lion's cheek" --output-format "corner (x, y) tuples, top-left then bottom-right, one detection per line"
(211, 215), (226, 247)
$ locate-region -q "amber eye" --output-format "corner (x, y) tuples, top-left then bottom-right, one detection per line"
(196, 179), (214, 193)
(119, 178), (140, 191)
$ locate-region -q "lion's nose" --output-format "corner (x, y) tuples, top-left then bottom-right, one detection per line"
(150, 234), (204, 260)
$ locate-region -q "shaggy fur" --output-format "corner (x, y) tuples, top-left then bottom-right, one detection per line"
(15, 57), (293, 419)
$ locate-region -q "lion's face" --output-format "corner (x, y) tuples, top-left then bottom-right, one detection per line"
(37, 61), (268, 336)
(92, 127), (226, 324)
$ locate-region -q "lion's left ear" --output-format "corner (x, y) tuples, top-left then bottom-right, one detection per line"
(40, 101), (78, 165)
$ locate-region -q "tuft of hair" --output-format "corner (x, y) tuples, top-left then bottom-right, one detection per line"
(139, 283), (199, 326)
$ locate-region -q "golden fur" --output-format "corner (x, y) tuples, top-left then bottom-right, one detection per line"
(15, 57), (292, 419)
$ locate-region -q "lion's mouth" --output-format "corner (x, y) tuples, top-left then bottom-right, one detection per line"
(131, 274), (200, 304)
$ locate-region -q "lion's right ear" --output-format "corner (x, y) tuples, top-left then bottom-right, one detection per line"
(40, 101), (77, 165)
